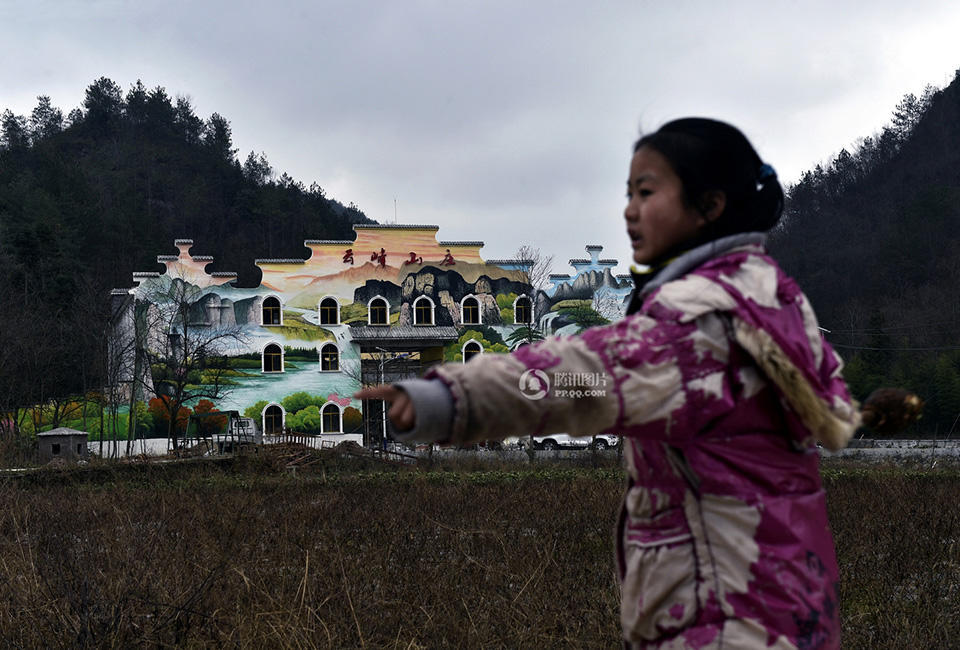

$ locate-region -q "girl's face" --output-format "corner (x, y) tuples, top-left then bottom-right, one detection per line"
(625, 146), (708, 265)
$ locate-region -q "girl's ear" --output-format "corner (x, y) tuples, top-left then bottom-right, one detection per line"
(698, 191), (726, 224)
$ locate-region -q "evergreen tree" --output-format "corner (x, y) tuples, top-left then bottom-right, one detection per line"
(243, 151), (273, 185)
(174, 96), (204, 145)
(203, 112), (236, 162)
(28, 96), (63, 141)
(83, 77), (124, 132)
(125, 80), (148, 124)
(1, 110), (29, 149)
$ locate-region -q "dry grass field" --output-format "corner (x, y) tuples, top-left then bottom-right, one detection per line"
(0, 449), (956, 648)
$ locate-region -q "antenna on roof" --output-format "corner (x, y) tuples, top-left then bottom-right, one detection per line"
(394, 197), (397, 224)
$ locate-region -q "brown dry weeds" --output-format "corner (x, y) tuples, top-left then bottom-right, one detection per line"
(0, 452), (955, 648)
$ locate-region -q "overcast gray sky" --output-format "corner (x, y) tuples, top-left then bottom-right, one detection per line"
(3, 0), (959, 273)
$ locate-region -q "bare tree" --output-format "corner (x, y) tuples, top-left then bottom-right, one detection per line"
(104, 287), (155, 458)
(135, 276), (247, 451)
(591, 287), (625, 323)
(513, 243), (554, 292)
(511, 244), (556, 461)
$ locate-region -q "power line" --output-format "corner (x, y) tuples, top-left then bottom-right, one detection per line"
(828, 342), (960, 352)
(824, 317), (960, 333)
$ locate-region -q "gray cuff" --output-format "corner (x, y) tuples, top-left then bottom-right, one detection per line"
(390, 378), (454, 443)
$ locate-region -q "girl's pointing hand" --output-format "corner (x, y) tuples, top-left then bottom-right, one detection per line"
(353, 385), (416, 431)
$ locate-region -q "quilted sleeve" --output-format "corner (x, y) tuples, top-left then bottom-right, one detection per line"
(424, 311), (703, 445)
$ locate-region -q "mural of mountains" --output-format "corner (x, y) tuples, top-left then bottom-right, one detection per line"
(551, 268), (629, 301)
(282, 262), (398, 302)
(287, 261), (528, 309)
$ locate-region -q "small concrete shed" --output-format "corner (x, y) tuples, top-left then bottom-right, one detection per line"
(37, 428), (89, 463)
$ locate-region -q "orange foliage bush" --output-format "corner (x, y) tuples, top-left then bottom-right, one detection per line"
(147, 397), (191, 435)
(193, 399), (227, 435)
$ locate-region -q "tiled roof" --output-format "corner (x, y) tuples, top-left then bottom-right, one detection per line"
(304, 239), (354, 245)
(157, 255), (178, 262)
(354, 224), (439, 230)
(37, 427), (87, 437)
(349, 325), (460, 342)
(438, 240), (484, 246)
(174, 238), (194, 245)
(255, 259), (306, 265)
(191, 255), (214, 261)
(210, 271), (238, 277)
(484, 259), (533, 265)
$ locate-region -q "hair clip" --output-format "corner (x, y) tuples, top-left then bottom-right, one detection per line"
(758, 164), (777, 181)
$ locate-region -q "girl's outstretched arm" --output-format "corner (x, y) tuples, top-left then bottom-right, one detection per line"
(355, 312), (684, 446)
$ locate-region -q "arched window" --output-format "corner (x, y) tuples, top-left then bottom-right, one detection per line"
(319, 297), (340, 325)
(461, 296), (480, 325)
(463, 340), (482, 363)
(321, 403), (342, 433)
(514, 296), (533, 324)
(262, 296), (282, 325)
(320, 343), (340, 371)
(263, 404), (285, 435)
(262, 343), (283, 373)
(413, 296), (434, 325)
(368, 297), (388, 326)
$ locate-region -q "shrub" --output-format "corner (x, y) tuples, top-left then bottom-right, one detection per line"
(281, 392), (326, 414)
(496, 292), (517, 310)
(244, 400), (269, 420)
(343, 406), (363, 432)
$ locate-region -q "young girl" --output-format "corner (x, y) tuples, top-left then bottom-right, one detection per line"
(356, 118), (859, 648)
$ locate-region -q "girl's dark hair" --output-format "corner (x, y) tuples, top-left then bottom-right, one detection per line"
(634, 118), (784, 239)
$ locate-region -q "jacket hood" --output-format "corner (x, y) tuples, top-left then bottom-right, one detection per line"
(644, 237), (859, 450)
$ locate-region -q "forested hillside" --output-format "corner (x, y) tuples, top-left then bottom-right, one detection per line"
(0, 78), (371, 426)
(770, 69), (960, 433)
(0, 77), (371, 293)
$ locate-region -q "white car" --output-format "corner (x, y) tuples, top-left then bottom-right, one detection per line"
(530, 433), (619, 451)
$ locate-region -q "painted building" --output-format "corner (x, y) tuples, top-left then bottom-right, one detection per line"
(112, 227), (634, 447)
(113, 225), (539, 445)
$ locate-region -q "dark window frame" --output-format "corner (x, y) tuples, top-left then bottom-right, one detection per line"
(320, 344), (340, 371)
(462, 296), (480, 324)
(414, 297), (434, 325)
(321, 403), (341, 433)
(369, 298), (388, 325)
(263, 296), (282, 325)
(319, 297), (340, 325)
(263, 344), (283, 373)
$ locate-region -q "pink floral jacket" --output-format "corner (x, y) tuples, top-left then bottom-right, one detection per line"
(400, 234), (860, 648)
